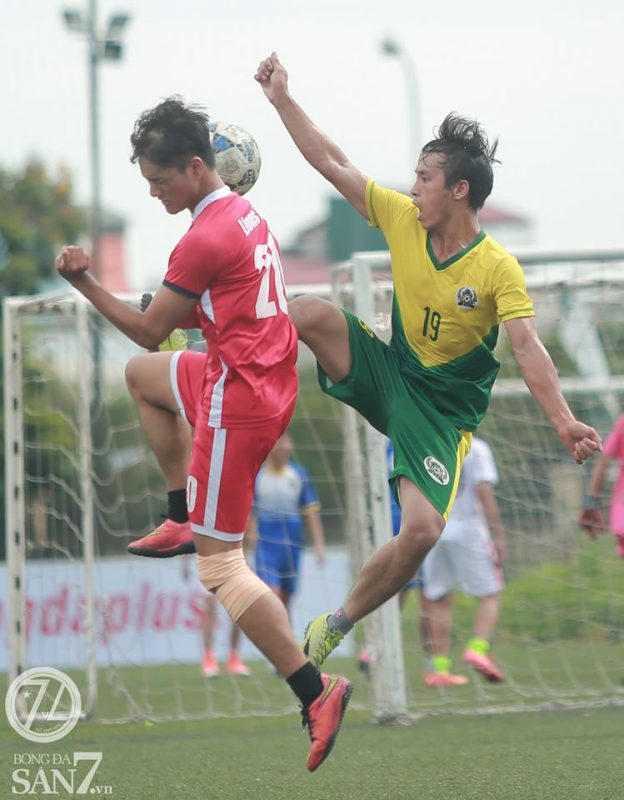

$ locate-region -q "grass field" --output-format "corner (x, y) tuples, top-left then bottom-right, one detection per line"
(2, 538), (623, 797)
(2, 703), (623, 799)
(2, 640), (623, 799)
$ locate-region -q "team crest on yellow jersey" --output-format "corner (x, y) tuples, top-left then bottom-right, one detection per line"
(456, 286), (478, 310)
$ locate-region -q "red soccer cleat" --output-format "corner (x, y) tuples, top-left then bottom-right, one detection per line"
(226, 653), (251, 677)
(356, 647), (375, 679)
(302, 674), (352, 772)
(463, 649), (505, 682)
(201, 651), (220, 678)
(423, 671), (469, 687)
(127, 518), (195, 558)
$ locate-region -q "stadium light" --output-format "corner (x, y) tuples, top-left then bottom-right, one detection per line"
(379, 36), (422, 168)
(63, 10), (87, 32)
(62, 0), (130, 406)
(106, 13), (130, 38)
(62, 0), (131, 281)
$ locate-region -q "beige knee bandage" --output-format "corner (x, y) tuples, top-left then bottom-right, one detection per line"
(197, 550), (271, 622)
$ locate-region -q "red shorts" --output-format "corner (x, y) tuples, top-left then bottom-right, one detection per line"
(170, 350), (295, 542)
(170, 350), (206, 428)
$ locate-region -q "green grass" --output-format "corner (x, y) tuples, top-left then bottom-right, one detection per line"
(2, 537), (624, 797)
(464, 535), (624, 641)
(2, 638), (623, 799)
(2, 706), (623, 799)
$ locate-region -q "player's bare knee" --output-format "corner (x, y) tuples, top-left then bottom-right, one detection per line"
(125, 354), (147, 398)
(397, 519), (441, 559)
(288, 295), (328, 342)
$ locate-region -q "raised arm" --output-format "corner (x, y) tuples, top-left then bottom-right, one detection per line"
(255, 52), (368, 218)
(504, 316), (602, 464)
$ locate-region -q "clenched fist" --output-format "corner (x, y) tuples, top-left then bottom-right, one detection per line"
(55, 246), (90, 283)
(578, 506), (606, 540)
(255, 52), (289, 106)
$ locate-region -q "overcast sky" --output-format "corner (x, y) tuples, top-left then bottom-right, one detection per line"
(4, 0), (623, 288)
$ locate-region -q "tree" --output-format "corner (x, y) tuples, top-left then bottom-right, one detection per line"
(0, 160), (85, 296)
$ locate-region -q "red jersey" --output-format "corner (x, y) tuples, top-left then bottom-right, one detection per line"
(163, 187), (298, 428)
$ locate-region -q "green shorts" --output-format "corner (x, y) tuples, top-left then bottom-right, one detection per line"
(318, 310), (472, 520)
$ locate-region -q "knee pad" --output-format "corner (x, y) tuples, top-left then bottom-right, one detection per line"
(197, 550), (271, 622)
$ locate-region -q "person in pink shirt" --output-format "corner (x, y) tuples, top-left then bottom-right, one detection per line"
(580, 414), (624, 556)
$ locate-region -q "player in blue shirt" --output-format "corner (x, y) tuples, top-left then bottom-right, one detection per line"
(253, 432), (326, 618)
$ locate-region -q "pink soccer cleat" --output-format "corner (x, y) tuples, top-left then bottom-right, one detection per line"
(423, 671), (469, 688)
(127, 518), (195, 558)
(463, 649), (505, 682)
(201, 651), (220, 678)
(226, 653), (251, 677)
(302, 674), (352, 772)
(356, 647), (375, 679)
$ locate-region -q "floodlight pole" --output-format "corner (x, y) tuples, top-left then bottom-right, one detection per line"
(62, 0), (130, 282)
(63, 0), (130, 403)
(88, 0), (102, 284)
(380, 37), (422, 168)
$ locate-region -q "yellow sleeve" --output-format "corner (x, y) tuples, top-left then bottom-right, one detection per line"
(493, 256), (535, 322)
(365, 179), (417, 232)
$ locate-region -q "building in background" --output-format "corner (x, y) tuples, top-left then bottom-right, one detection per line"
(98, 209), (129, 293)
(40, 208), (129, 294)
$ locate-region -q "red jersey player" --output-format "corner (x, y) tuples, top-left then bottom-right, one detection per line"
(55, 97), (351, 772)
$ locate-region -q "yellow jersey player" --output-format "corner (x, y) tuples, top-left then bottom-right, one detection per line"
(255, 52), (602, 666)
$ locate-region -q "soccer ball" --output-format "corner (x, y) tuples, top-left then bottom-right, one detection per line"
(209, 121), (261, 196)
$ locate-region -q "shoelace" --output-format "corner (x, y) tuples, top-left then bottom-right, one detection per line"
(300, 705), (316, 736)
(316, 630), (343, 663)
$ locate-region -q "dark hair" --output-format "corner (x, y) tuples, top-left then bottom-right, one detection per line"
(421, 113), (499, 210)
(130, 96), (215, 170)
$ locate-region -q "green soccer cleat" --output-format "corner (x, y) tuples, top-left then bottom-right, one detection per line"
(302, 614), (344, 668)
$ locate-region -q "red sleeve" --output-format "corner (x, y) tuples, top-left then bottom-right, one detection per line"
(163, 231), (220, 299)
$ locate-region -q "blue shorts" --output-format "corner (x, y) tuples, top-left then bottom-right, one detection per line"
(255, 539), (303, 596)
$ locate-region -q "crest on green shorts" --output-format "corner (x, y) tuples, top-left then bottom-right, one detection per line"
(423, 456), (450, 485)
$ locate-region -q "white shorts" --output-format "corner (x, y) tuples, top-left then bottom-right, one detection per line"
(422, 533), (504, 601)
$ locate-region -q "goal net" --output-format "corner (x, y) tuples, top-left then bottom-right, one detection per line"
(3, 250), (624, 724)
(336, 249), (624, 719)
(2, 290), (353, 723)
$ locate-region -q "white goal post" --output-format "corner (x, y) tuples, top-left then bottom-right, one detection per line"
(4, 295), (98, 717)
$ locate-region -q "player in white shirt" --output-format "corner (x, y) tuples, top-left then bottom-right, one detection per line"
(422, 437), (506, 682)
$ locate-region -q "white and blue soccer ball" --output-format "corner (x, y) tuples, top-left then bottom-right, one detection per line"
(209, 121), (261, 196)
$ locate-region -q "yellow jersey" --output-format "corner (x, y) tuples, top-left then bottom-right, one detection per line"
(365, 179), (534, 430)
